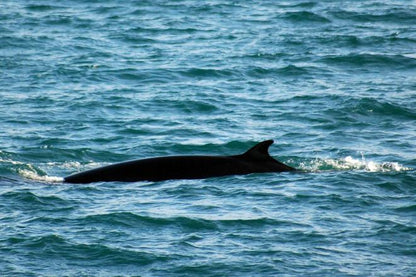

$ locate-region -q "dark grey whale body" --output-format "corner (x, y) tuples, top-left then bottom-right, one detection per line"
(64, 140), (295, 183)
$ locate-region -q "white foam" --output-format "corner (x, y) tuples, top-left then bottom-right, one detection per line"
(48, 161), (103, 170)
(299, 155), (411, 172)
(18, 168), (63, 183)
(0, 158), (63, 183)
(0, 157), (105, 183)
(17, 161), (105, 183)
(0, 158), (25, 165)
(341, 156), (410, 172)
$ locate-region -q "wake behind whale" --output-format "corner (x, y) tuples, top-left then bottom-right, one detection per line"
(64, 140), (295, 184)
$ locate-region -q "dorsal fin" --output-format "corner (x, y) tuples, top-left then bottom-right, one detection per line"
(242, 140), (274, 160)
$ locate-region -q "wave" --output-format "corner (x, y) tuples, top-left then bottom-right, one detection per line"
(0, 157), (104, 184)
(281, 11), (331, 23)
(297, 156), (412, 173)
(1, 190), (73, 211)
(346, 97), (416, 119)
(4, 234), (166, 266)
(321, 53), (416, 69)
(78, 211), (299, 231)
(313, 34), (416, 49)
(329, 8), (416, 24)
(82, 212), (219, 230)
(1, 158), (63, 183)
(25, 4), (57, 12)
(23, 160), (110, 183)
(18, 169), (64, 183)
(288, 95), (416, 122)
(395, 204), (416, 213)
(245, 65), (320, 78)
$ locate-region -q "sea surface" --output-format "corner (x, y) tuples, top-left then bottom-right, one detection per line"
(1, 0), (416, 276)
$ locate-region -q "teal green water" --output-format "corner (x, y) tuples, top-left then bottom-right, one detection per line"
(1, 1), (416, 276)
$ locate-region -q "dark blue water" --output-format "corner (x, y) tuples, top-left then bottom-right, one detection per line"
(1, 0), (416, 276)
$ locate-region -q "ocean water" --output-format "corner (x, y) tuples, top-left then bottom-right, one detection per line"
(1, 0), (416, 275)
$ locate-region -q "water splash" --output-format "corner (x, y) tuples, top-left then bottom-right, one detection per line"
(17, 161), (106, 183)
(18, 168), (64, 183)
(1, 156), (107, 184)
(298, 155), (411, 172)
(1, 158), (64, 183)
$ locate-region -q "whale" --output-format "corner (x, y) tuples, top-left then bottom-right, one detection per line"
(64, 140), (295, 183)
